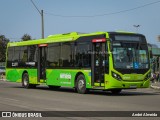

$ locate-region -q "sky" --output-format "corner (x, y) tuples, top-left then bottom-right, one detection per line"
(0, 0), (160, 46)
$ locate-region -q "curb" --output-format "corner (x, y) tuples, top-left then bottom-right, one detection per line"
(150, 85), (160, 90)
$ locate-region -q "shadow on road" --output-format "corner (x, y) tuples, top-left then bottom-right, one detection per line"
(10, 85), (160, 96)
(1, 81), (159, 96)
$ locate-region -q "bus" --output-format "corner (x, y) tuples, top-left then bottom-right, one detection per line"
(6, 31), (151, 94)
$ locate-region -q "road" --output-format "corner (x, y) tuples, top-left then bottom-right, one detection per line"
(0, 80), (160, 119)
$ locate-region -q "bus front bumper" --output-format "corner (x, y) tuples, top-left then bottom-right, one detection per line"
(105, 79), (150, 89)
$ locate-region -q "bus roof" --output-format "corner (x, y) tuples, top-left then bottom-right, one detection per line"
(8, 31), (139, 47)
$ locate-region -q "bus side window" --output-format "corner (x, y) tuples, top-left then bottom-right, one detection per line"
(19, 46), (28, 67)
(61, 42), (72, 67)
(75, 42), (91, 68)
(7, 47), (14, 67)
(47, 43), (60, 68)
(13, 47), (20, 62)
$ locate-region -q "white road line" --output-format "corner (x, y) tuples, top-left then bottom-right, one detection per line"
(1, 97), (20, 102)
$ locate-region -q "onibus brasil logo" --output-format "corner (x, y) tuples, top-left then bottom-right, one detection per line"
(2, 112), (42, 118)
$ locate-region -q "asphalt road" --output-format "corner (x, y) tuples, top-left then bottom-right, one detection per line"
(0, 81), (160, 120)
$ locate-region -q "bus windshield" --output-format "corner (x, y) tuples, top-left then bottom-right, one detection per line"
(112, 42), (149, 69)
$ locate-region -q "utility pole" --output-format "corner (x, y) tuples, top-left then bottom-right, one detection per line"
(41, 10), (44, 39)
(31, 0), (44, 39)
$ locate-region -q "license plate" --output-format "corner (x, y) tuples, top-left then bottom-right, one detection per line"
(130, 85), (137, 88)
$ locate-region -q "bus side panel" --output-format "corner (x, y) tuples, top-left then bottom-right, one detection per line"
(6, 68), (38, 84)
(82, 70), (92, 88)
(46, 69), (92, 88)
(27, 69), (38, 84)
(46, 69), (62, 86)
(6, 69), (21, 82)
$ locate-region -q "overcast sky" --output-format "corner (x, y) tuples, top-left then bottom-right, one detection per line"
(0, 0), (160, 46)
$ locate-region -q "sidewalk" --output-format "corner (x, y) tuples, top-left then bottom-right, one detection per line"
(150, 82), (160, 90)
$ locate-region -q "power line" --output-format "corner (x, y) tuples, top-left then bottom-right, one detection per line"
(30, 0), (44, 39)
(30, 0), (41, 15)
(44, 0), (160, 18)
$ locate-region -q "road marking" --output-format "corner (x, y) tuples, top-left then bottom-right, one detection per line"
(0, 97), (20, 102)
(0, 100), (31, 110)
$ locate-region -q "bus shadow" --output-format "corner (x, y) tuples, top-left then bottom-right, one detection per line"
(12, 85), (160, 96)
(37, 86), (77, 94)
(89, 90), (160, 96)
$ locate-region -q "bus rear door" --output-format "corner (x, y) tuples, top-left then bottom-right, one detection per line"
(38, 44), (47, 82)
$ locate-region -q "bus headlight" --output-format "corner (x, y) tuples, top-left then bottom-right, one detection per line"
(112, 71), (122, 81)
(144, 72), (151, 81)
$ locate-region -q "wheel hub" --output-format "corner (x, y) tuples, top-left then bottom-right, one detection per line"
(78, 79), (84, 89)
(23, 77), (28, 86)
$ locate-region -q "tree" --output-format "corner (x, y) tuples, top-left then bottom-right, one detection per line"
(0, 35), (10, 62)
(21, 34), (32, 41)
(158, 35), (160, 42)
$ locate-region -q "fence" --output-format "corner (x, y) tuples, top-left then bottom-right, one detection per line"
(0, 74), (5, 80)
(0, 62), (6, 80)
(0, 62), (5, 66)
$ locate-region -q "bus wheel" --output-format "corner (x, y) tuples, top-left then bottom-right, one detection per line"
(48, 85), (60, 90)
(111, 89), (122, 94)
(76, 75), (88, 94)
(22, 73), (32, 88)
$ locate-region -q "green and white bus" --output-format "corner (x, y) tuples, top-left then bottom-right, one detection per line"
(6, 31), (151, 94)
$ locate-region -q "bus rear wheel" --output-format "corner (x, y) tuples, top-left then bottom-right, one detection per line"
(76, 74), (88, 94)
(22, 73), (36, 88)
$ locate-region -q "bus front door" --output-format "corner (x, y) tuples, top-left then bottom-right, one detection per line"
(92, 39), (106, 87)
(38, 44), (47, 82)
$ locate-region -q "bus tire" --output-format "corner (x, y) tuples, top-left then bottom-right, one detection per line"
(76, 74), (88, 94)
(111, 89), (122, 94)
(22, 73), (33, 89)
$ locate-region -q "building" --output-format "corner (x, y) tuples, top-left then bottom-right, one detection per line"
(148, 43), (160, 73)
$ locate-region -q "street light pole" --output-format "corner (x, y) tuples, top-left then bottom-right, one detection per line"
(30, 0), (44, 39)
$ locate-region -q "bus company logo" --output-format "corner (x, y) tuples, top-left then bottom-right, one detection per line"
(60, 73), (71, 79)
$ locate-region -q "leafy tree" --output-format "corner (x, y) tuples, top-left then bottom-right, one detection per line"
(21, 34), (32, 41)
(158, 35), (160, 42)
(0, 35), (10, 62)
